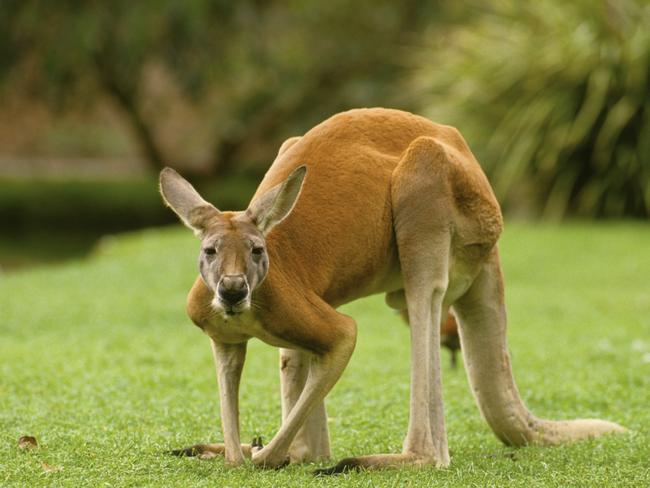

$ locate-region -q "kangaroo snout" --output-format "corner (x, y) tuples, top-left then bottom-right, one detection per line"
(218, 275), (249, 305)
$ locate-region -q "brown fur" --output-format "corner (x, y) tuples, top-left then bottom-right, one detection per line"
(161, 108), (625, 472)
(399, 309), (460, 367)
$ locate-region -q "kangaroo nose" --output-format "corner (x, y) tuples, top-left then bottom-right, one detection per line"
(218, 275), (248, 304)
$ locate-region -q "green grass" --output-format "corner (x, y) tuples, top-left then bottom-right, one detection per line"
(1, 223), (649, 487)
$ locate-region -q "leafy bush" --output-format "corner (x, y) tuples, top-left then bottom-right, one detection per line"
(0, 1), (441, 178)
(412, 0), (650, 218)
(0, 176), (256, 232)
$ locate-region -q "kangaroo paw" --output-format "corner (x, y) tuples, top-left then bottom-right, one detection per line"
(168, 444), (214, 457)
(314, 457), (362, 476)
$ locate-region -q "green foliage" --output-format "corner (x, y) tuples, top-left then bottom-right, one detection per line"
(0, 1), (440, 175)
(1, 224), (649, 486)
(0, 176), (255, 231)
(2, 2), (648, 218)
(0, 179), (170, 232)
(412, 0), (650, 218)
(0, 176), (254, 269)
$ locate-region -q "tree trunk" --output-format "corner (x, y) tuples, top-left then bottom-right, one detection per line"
(92, 53), (169, 174)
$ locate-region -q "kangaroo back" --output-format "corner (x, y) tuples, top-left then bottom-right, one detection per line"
(256, 108), (497, 305)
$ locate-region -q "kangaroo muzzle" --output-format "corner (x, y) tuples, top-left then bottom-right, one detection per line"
(218, 275), (249, 306)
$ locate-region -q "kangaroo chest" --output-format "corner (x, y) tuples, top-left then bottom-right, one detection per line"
(199, 311), (298, 349)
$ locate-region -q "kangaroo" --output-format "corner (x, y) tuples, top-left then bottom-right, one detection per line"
(160, 108), (625, 473)
(398, 307), (461, 368)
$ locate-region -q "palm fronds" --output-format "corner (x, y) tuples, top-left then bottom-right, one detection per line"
(411, 0), (650, 218)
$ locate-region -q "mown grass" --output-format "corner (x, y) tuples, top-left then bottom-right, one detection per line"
(1, 223), (649, 487)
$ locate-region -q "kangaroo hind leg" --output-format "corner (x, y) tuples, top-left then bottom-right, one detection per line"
(317, 136), (456, 474)
(453, 248), (627, 446)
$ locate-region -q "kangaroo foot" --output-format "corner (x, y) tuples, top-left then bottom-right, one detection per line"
(169, 437), (262, 460)
(314, 453), (442, 475)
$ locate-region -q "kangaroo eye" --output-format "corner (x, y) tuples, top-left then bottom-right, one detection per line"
(204, 247), (216, 256)
(252, 247), (264, 256)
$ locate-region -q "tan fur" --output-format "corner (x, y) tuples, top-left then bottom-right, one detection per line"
(161, 108), (625, 471)
(395, 305), (461, 367)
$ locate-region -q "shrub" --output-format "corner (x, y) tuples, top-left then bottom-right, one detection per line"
(411, 0), (650, 218)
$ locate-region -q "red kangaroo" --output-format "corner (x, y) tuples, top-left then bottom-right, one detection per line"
(160, 108), (625, 473)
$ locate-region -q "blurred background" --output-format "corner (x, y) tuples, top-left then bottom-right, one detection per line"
(0, 0), (648, 270)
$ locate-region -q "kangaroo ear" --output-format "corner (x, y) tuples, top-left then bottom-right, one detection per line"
(247, 165), (307, 235)
(159, 168), (220, 233)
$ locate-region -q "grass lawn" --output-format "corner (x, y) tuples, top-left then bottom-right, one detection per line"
(1, 223), (649, 487)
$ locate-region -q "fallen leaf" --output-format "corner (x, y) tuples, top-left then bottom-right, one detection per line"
(41, 462), (62, 473)
(18, 436), (38, 450)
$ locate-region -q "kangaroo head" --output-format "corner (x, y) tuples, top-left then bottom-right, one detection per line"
(159, 166), (306, 317)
